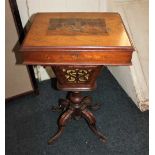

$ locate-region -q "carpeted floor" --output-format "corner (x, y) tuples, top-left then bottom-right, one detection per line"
(6, 68), (149, 155)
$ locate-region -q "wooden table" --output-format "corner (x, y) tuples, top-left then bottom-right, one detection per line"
(20, 12), (134, 144)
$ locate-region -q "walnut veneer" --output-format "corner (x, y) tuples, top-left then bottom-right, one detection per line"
(20, 12), (134, 144)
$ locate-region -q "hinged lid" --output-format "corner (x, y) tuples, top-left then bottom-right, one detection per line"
(20, 12), (134, 52)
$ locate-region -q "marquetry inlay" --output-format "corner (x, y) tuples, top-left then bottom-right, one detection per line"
(48, 18), (108, 35)
(62, 68), (92, 83)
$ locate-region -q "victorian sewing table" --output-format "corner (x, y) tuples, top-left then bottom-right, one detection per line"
(20, 12), (134, 144)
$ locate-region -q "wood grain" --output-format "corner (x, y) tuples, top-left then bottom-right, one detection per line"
(21, 12), (133, 48)
(20, 12), (134, 65)
(22, 50), (132, 65)
(52, 65), (102, 91)
(19, 12), (134, 144)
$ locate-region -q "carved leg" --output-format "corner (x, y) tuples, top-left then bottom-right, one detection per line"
(48, 109), (74, 144)
(88, 103), (102, 111)
(82, 96), (92, 107)
(82, 109), (107, 143)
(82, 96), (101, 111)
(48, 127), (65, 144)
(51, 99), (70, 112)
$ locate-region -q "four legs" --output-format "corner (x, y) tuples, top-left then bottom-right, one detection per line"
(48, 109), (74, 144)
(48, 92), (107, 144)
(82, 109), (107, 143)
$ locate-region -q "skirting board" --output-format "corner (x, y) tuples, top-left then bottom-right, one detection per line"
(5, 90), (35, 103)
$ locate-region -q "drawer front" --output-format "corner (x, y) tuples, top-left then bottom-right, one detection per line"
(22, 50), (132, 65)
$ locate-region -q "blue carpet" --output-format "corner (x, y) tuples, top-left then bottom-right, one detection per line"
(6, 68), (149, 155)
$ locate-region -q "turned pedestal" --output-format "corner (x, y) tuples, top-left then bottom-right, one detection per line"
(20, 13), (134, 144)
(48, 65), (107, 144)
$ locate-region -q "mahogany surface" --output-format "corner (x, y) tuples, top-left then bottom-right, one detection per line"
(52, 65), (102, 91)
(20, 12), (134, 65)
(19, 12), (134, 144)
(49, 91), (107, 144)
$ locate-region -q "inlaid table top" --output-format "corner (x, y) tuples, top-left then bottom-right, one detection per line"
(20, 12), (134, 65)
(19, 13), (135, 144)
